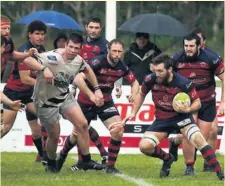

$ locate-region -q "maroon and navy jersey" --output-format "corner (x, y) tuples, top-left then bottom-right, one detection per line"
(141, 72), (199, 120)
(78, 55), (136, 105)
(172, 49), (224, 102)
(1, 38), (14, 74)
(79, 36), (108, 62)
(6, 41), (45, 91)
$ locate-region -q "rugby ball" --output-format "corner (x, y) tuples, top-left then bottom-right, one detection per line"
(173, 92), (191, 107)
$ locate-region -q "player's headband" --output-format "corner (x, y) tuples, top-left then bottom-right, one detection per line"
(1, 22), (10, 27)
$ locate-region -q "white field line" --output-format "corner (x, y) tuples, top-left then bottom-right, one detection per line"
(116, 173), (155, 186)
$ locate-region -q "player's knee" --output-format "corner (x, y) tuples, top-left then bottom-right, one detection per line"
(186, 124), (207, 149)
(31, 132), (41, 139)
(139, 135), (159, 154)
(210, 125), (218, 137)
(75, 119), (89, 133)
(109, 121), (124, 139)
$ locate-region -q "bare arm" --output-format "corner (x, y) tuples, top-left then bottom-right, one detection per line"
(83, 63), (99, 88)
(127, 79), (140, 103)
(130, 92), (146, 116)
(23, 56), (54, 84)
(19, 70), (36, 86)
(74, 73), (95, 99)
(1, 91), (14, 105)
(12, 48), (37, 61)
(1, 91), (24, 111)
(130, 79), (140, 97)
(23, 56), (45, 71)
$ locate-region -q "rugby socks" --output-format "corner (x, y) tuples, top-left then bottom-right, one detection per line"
(200, 145), (222, 172)
(89, 126), (108, 157)
(82, 153), (91, 163)
(151, 146), (170, 161)
(47, 157), (56, 167)
(107, 138), (121, 166)
(32, 137), (43, 157)
(61, 135), (77, 158)
(185, 161), (195, 168)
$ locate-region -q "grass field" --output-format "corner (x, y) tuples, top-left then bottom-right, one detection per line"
(1, 152), (224, 186)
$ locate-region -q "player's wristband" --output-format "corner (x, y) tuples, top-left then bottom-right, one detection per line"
(41, 66), (48, 72)
(94, 85), (100, 91)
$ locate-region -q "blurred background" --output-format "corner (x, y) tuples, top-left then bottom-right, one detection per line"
(1, 1), (224, 56)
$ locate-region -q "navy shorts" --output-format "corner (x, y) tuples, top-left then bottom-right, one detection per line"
(198, 99), (216, 122)
(78, 100), (120, 124)
(3, 87), (37, 121)
(146, 114), (195, 135)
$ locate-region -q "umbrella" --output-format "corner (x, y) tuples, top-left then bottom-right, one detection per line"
(17, 10), (83, 31)
(118, 13), (189, 37)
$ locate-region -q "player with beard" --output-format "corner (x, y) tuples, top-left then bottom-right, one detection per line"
(23, 33), (104, 173)
(169, 33), (224, 176)
(62, 17), (109, 166)
(1, 15), (37, 80)
(2, 20), (48, 164)
(57, 39), (139, 174)
(169, 28), (224, 172)
(123, 53), (224, 180)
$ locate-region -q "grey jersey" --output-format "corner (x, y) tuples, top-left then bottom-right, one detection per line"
(33, 49), (86, 107)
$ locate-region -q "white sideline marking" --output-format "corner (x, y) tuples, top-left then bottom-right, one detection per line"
(116, 173), (154, 186)
(71, 157), (154, 186)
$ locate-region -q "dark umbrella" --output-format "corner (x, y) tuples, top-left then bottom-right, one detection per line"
(17, 10), (83, 31)
(118, 13), (189, 37)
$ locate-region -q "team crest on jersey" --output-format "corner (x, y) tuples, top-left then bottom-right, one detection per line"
(47, 55), (58, 64)
(47, 55), (57, 61)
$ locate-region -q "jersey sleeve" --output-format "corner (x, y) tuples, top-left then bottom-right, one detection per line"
(183, 81), (199, 101)
(210, 55), (224, 76)
(141, 74), (154, 96)
(123, 65), (136, 84)
(79, 59), (87, 72)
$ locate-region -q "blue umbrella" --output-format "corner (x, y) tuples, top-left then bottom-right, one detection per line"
(17, 10), (83, 31)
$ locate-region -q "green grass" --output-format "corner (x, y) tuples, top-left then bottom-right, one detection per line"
(1, 153), (224, 186)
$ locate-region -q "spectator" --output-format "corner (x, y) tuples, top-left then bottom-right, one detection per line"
(123, 32), (161, 85)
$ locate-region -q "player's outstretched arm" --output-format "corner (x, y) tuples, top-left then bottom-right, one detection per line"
(1, 91), (24, 112)
(74, 73), (95, 100)
(12, 48), (38, 61)
(127, 79), (140, 103)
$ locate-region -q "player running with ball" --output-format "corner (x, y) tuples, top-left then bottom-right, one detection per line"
(123, 53), (224, 180)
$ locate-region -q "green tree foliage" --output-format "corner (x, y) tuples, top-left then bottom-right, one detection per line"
(1, 1), (224, 56)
